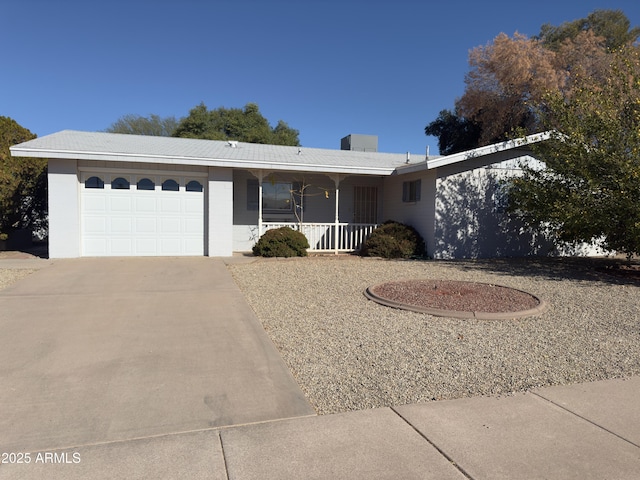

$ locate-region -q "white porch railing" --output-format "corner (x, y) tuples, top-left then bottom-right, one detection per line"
(262, 222), (378, 253)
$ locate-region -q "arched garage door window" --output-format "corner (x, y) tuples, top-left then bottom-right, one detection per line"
(86, 176), (104, 189)
(137, 178), (155, 190)
(112, 177), (130, 190)
(186, 180), (203, 192)
(162, 179), (179, 191)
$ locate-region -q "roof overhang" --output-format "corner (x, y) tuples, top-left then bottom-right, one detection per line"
(9, 131), (399, 176)
(10, 130), (552, 178)
(9, 145), (396, 176)
(424, 132), (551, 170)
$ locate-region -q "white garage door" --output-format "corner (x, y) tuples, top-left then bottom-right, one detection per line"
(81, 173), (205, 256)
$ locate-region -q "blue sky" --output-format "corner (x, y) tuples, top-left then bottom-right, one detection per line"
(3, 0), (639, 155)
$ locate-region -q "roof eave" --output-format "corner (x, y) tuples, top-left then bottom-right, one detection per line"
(425, 132), (551, 170)
(9, 146), (395, 176)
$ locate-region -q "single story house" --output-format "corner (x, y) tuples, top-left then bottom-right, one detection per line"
(11, 130), (597, 259)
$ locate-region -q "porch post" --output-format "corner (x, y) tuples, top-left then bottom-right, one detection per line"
(257, 171), (263, 236)
(258, 178), (263, 236)
(330, 175), (342, 254)
(249, 169), (264, 237)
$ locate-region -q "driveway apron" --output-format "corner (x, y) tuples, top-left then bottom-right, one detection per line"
(0, 257), (315, 452)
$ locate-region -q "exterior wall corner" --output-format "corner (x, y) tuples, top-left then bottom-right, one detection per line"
(48, 158), (80, 258)
(207, 167), (234, 256)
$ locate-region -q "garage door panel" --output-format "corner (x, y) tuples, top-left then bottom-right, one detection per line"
(135, 217), (157, 234)
(183, 238), (204, 255)
(110, 238), (133, 255)
(160, 217), (181, 234)
(184, 217), (204, 234)
(83, 195), (107, 213)
(82, 174), (204, 257)
(184, 196), (203, 212)
(83, 216), (107, 234)
(110, 217), (133, 234)
(135, 238), (158, 255)
(160, 197), (181, 213)
(160, 238), (181, 255)
(135, 196), (157, 213)
(110, 196), (133, 213)
(83, 238), (108, 256)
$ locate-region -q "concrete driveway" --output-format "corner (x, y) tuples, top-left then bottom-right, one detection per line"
(0, 257), (314, 453)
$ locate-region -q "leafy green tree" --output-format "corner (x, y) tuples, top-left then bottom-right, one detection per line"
(0, 117), (46, 235)
(173, 102), (300, 146)
(425, 109), (482, 155)
(106, 114), (179, 136)
(508, 45), (640, 257)
(272, 120), (300, 146)
(538, 9), (640, 51)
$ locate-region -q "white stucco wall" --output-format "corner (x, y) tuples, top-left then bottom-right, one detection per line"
(382, 170), (437, 257)
(48, 158), (80, 258)
(433, 163), (534, 259)
(430, 156), (608, 259)
(208, 167), (233, 256)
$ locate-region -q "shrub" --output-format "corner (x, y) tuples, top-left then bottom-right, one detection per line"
(360, 221), (426, 259)
(253, 226), (310, 257)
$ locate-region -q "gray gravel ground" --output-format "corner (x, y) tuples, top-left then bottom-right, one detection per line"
(229, 256), (640, 415)
(0, 268), (35, 290)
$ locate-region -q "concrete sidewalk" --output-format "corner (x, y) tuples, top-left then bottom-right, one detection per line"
(1, 376), (639, 479)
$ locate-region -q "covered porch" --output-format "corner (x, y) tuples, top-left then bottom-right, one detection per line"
(232, 169), (383, 253)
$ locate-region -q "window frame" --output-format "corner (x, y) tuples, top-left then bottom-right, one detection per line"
(262, 181), (294, 212)
(402, 179), (421, 203)
(85, 176), (105, 189)
(111, 177), (130, 190)
(162, 179), (180, 191)
(186, 180), (203, 192)
(136, 178), (156, 191)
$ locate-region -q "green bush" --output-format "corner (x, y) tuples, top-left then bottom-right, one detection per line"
(253, 226), (310, 257)
(360, 221), (426, 259)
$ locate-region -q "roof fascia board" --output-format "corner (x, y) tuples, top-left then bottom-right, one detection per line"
(393, 161), (429, 175)
(425, 132), (551, 170)
(10, 146), (395, 176)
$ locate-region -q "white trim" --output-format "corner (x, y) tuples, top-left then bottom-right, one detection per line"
(425, 132), (551, 170)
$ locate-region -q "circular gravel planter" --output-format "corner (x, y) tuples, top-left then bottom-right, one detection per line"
(364, 279), (547, 320)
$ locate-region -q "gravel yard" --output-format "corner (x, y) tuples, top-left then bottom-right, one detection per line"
(0, 268), (36, 290)
(229, 256), (640, 415)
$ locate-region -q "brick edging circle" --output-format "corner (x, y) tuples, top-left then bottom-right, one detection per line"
(363, 281), (548, 320)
